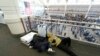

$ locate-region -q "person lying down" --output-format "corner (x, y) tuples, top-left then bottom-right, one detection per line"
(29, 32), (78, 56)
(29, 34), (55, 53)
(47, 32), (78, 56)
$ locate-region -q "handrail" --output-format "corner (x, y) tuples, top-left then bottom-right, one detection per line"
(33, 18), (100, 26)
(32, 19), (100, 30)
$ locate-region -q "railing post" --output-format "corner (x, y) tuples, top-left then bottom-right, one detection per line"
(20, 18), (27, 34)
(28, 16), (32, 31)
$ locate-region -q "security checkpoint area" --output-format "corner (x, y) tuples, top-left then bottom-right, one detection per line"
(0, 0), (100, 56)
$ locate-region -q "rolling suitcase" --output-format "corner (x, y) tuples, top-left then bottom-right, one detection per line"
(20, 32), (37, 46)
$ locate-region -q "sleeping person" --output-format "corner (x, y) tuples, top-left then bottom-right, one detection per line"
(29, 34), (55, 53)
(47, 32), (77, 56)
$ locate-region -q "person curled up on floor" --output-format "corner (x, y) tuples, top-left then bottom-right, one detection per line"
(29, 34), (55, 53)
(47, 32), (78, 56)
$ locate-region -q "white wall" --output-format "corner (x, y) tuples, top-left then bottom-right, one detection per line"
(0, 0), (25, 34)
(0, 0), (20, 21)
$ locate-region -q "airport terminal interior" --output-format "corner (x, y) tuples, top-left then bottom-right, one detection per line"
(0, 0), (100, 56)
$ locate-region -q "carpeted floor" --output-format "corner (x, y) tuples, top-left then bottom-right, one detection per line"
(0, 24), (100, 56)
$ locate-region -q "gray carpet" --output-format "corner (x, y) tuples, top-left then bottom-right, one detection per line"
(0, 24), (100, 56)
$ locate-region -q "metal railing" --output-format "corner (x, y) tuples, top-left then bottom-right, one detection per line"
(20, 16), (100, 45)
